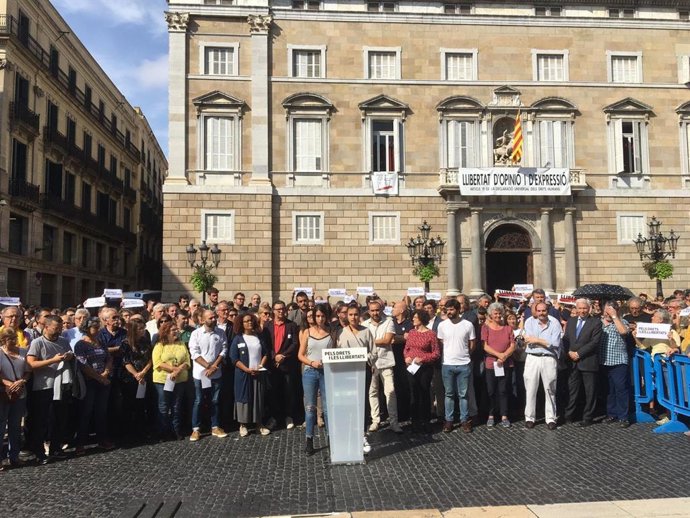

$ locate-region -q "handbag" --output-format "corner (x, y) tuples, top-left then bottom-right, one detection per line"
(0, 350), (21, 403)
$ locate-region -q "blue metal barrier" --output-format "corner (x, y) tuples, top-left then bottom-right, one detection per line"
(632, 350), (656, 423)
(652, 354), (690, 434)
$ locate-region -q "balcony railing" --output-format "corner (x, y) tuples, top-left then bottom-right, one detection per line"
(9, 102), (40, 134)
(9, 178), (40, 205)
(43, 125), (69, 154)
(124, 185), (137, 201)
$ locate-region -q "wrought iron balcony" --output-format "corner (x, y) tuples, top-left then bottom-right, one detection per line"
(8, 178), (40, 205)
(9, 102), (40, 135)
(43, 125), (69, 155)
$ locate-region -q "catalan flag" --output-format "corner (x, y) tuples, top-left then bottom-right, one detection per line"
(510, 110), (523, 164)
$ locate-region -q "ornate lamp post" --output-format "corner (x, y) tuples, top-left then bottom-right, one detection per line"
(405, 220), (446, 293)
(632, 216), (679, 298)
(186, 240), (222, 304)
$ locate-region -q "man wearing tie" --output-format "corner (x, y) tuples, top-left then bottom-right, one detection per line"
(563, 298), (602, 427)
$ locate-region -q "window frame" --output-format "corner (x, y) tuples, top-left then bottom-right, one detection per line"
(201, 209), (236, 245)
(532, 50), (569, 82)
(607, 51), (643, 84)
(197, 113), (242, 172)
(368, 212), (401, 245)
(364, 46), (401, 80)
(440, 48), (478, 81)
(199, 42), (239, 76)
(616, 213), (646, 245)
(289, 117), (327, 173)
(292, 212), (324, 245)
(533, 118), (575, 168)
(607, 116), (649, 176)
(288, 45), (327, 79)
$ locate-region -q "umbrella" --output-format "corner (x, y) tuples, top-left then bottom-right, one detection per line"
(572, 283), (635, 301)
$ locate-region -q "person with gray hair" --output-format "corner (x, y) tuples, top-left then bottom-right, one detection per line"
(146, 303), (166, 338)
(481, 302), (515, 428)
(62, 308), (91, 350)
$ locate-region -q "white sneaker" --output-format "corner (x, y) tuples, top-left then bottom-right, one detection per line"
(368, 422), (380, 432)
(363, 436), (371, 454)
(286, 417), (295, 430)
(390, 422), (403, 434)
(239, 425), (249, 437)
(259, 427), (271, 436)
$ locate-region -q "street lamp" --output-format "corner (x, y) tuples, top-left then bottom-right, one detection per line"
(406, 220), (446, 293)
(633, 216), (679, 298)
(186, 240), (222, 304)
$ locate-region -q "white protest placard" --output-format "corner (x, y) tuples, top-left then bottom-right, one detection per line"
(343, 295), (355, 304)
(513, 284), (534, 294)
(201, 375), (212, 389)
(425, 292), (442, 301)
(383, 306), (393, 316)
(558, 294), (578, 306)
(163, 374), (175, 392)
(679, 307), (690, 317)
(294, 287), (313, 298)
(636, 322), (671, 340)
(328, 288), (347, 297)
(457, 167), (571, 196)
(83, 297), (106, 308)
(0, 297), (21, 306)
(136, 382), (147, 399)
(495, 290), (525, 301)
(122, 298), (145, 308)
(494, 363), (505, 377)
(407, 362), (421, 375)
(322, 347), (368, 364)
(407, 287), (425, 297)
(357, 286), (374, 296)
(372, 171), (399, 195)
(103, 289), (123, 299)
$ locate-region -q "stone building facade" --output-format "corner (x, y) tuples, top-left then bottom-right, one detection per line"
(0, 0), (167, 306)
(163, 0), (690, 302)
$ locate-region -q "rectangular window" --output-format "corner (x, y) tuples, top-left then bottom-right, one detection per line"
(444, 4), (472, 14)
(538, 120), (569, 168)
(294, 119), (323, 171)
(82, 182), (92, 213)
(610, 54), (641, 83)
(368, 51), (398, 79)
(204, 117), (235, 170)
(96, 244), (104, 271)
(9, 213), (27, 255)
(536, 54), (565, 81)
(11, 139), (28, 181)
(621, 121), (642, 173)
(65, 173), (76, 204)
(204, 46), (236, 75)
(42, 225), (56, 262)
(617, 214), (646, 244)
(369, 213), (400, 244)
(447, 120), (477, 168)
(292, 0), (321, 9)
(609, 8), (634, 18)
(63, 232), (75, 265)
(123, 207), (131, 232)
(292, 49), (322, 78)
(202, 211), (235, 243)
(445, 52), (474, 80)
(535, 6), (560, 16)
(81, 238), (91, 268)
(371, 120), (401, 172)
(293, 213), (323, 244)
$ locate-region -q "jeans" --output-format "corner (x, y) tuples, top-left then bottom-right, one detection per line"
(302, 367), (327, 439)
(155, 383), (184, 436)
(78, 381), (111, 445)
(0, 397), (27, 462)
(604, 363), (630, 421)
(441, 363), (472, 423)
(192, 377), (222, 430)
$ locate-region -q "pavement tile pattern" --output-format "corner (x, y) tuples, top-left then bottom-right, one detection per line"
(1, 422), (689, 517)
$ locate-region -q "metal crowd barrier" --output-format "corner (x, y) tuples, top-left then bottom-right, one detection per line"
(632, 350), (656, 424)
(652, 354), (690, 434)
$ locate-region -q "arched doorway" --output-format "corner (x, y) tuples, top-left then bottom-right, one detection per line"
(485, 224), (533, 295)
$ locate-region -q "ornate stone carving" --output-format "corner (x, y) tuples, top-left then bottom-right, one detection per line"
(0, 59), (7, 70)
(483, 212), (503, 231)
(248, 14), (273, 34)
(486, 225), (532, 250)
(164, 12), (189, 32)
(493, 129), (515, 166)
(517, 212), (538, 228)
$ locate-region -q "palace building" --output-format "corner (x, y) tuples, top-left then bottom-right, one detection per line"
(162, 0), (690, 301)
(0, 0), (167, 306)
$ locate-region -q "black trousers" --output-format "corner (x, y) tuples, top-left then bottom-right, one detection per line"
(407, 364), (434, 424)
(269, 367), (298, 424)
(486, 367), (512, 419)
(565, 369), (598, 422)
(29, 389), (72, 458)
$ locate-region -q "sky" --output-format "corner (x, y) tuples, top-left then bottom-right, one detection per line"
(52, 0), (169, 157)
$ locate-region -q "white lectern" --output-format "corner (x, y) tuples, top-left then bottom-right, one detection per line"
(322, 347), (367, 464)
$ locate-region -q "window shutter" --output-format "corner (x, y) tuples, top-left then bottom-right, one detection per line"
(632, 121), (642, 173)
(553, 120), (565, 168)
(394, 120), (403, 172)
(447, 121), (458, 168)
(539, 120), (552, 167)
(613, 119), (624, 173)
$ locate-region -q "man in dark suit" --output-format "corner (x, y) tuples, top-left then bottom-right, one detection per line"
(263, 300), (300, 430)
(563, 298), (602, 427)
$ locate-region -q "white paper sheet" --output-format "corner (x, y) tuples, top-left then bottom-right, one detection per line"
(136, 382), (147, 399)
(494, 363), (505, 377)
(164, 374), (175, 392)
(201, 375), (212, 389)
(406, 362), (421, 375)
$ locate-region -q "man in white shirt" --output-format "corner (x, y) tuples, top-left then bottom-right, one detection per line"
(437, 299), (475, 433)
(62, 308), (90, 350)
(145, 303), (165, 338)
(188, 309), (228, 441)
(363, 300), (400, 433)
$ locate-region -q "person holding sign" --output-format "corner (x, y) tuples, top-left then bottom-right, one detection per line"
(599, 302), (631, 428)
(481, 303), (515, 428)
(298, 305), (333, 455)
(229, 313), (271, 438)
(152, 320), (191, 441)
(562, 298), (602, 427)
(121, 319), (153, 443)
(404, 309), (440, 433)
(632, 310), (680, 357)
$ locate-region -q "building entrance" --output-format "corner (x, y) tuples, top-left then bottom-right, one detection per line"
(485, 224), (533, 295)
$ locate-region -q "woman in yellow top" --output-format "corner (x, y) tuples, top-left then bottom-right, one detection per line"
(152, 319), (191, 441)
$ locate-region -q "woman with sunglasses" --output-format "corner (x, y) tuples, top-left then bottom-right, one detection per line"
(230, 313), (271, 437)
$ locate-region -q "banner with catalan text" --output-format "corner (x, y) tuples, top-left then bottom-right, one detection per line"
(458, 168), (571, 196)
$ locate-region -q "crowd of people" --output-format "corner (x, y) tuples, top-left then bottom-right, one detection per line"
(1, 286), (690, 470)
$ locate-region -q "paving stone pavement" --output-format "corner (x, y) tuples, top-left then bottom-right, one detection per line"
(1, 421), (689, 517)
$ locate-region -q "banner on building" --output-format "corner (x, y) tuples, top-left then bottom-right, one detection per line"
(372, 172), (399, 195)
(457, 168), (571, 196)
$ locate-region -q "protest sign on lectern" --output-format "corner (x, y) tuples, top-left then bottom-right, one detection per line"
(322, 347), (367, 465)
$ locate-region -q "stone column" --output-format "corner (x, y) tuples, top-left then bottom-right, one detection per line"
(164, 12), (190, 185)
(470, 208), (483, 295)
(248, 15), (273, 185)
(446, 205), (459, 296)
(540, 208), (554, 292)
(564, 207), (577, 292)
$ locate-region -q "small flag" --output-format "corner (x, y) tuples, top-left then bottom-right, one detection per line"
(510, 110), (523, 164)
